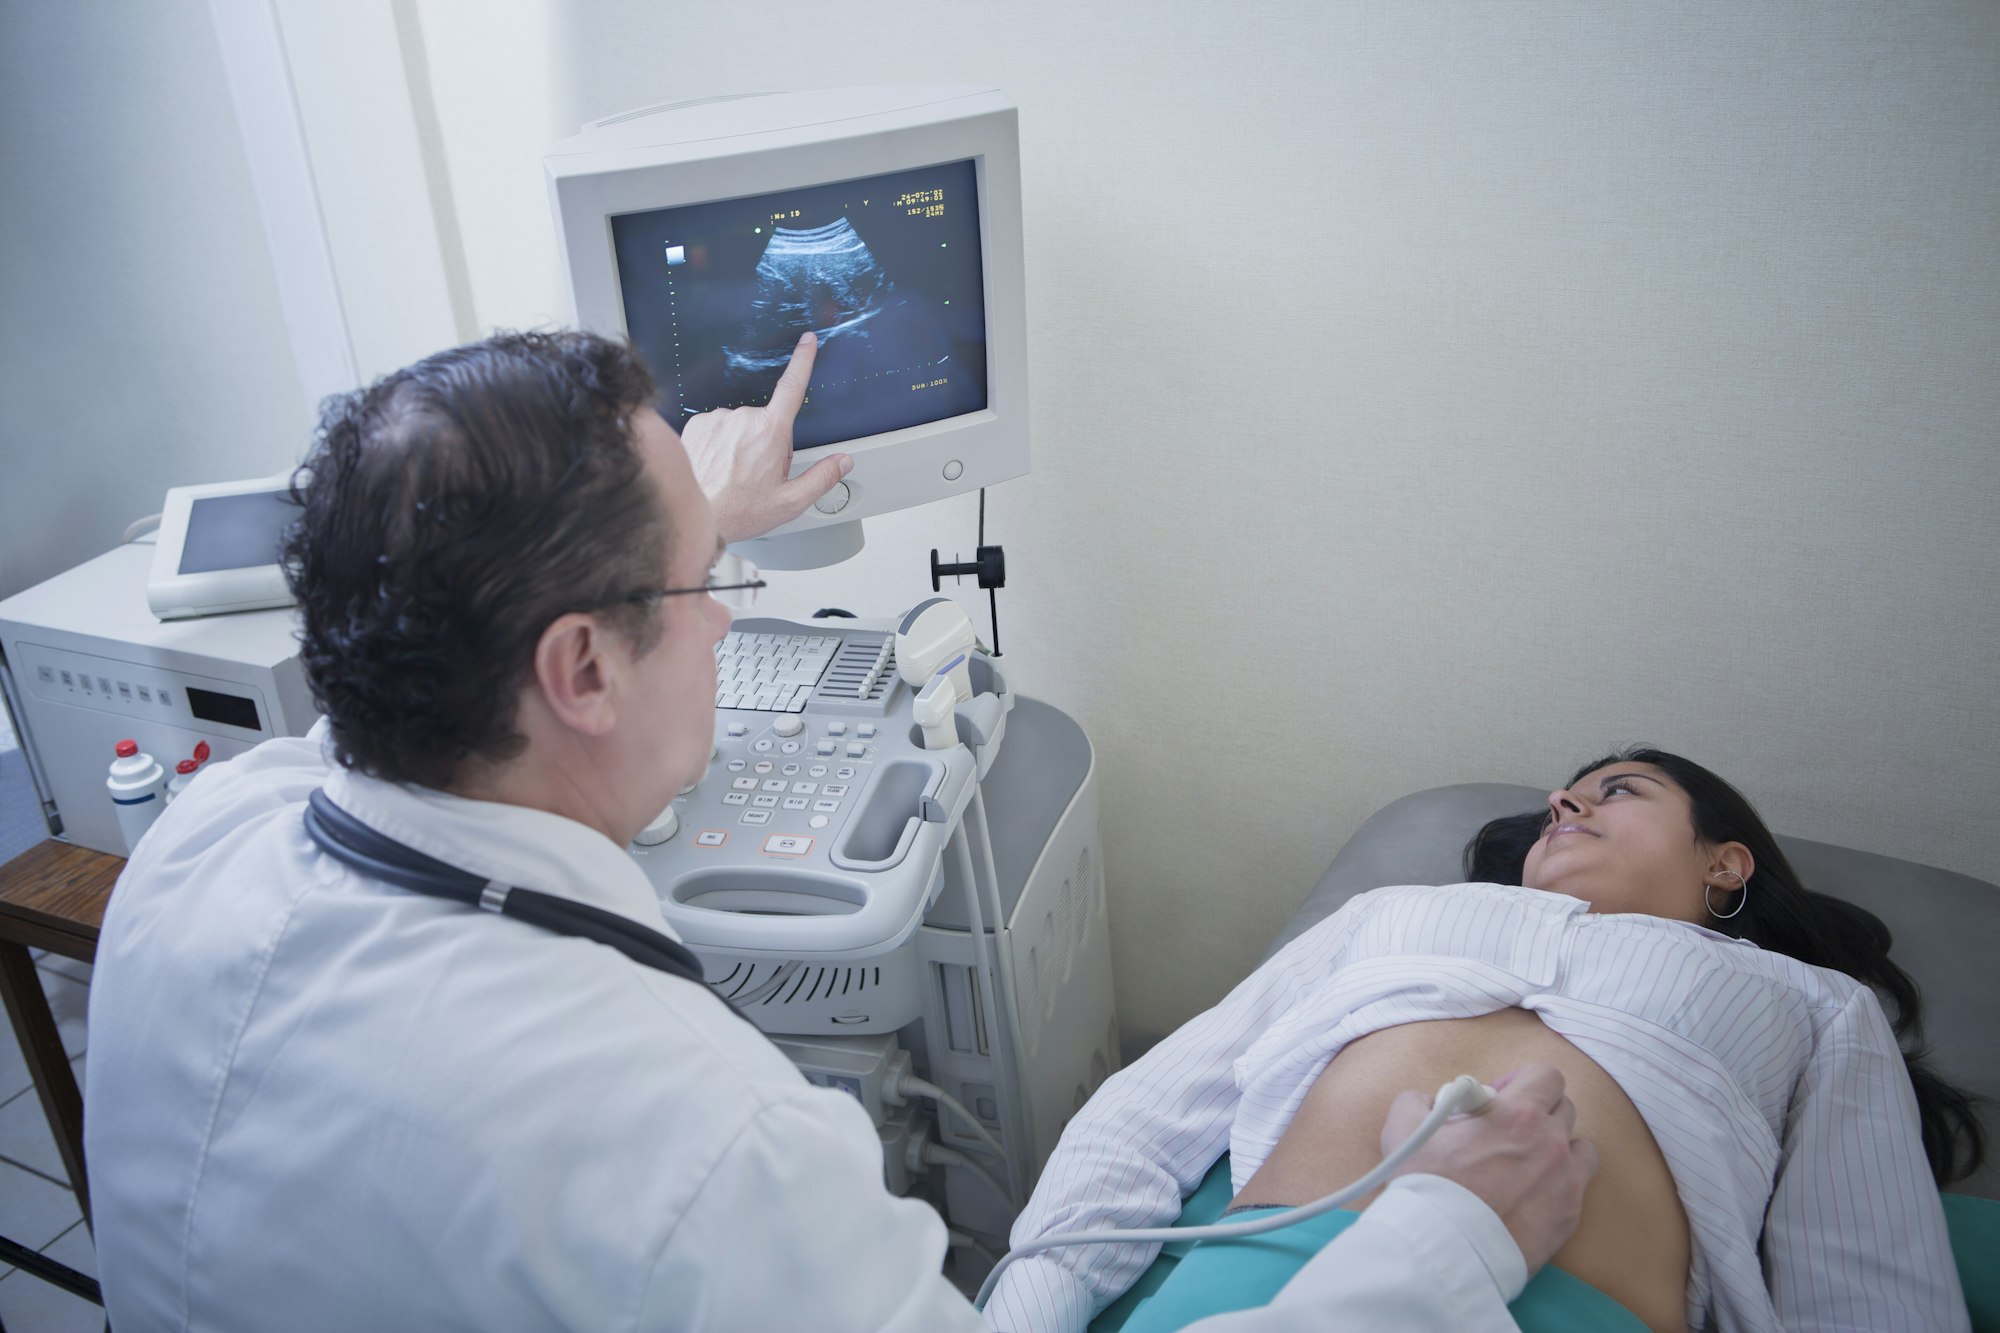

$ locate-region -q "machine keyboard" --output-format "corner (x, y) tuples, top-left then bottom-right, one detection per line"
(715, 630), (840, 712)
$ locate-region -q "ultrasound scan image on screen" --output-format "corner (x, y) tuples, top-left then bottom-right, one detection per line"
(610, 159), (988, 451)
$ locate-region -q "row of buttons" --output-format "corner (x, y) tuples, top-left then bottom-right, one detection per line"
(728, 788), (844, 808)
(735, 800), (844, 827)
(689, 829), (814, 858)
(723, 790), (846, 808)
(719, 684), (813, 713)
(726, 720), (877, 742)
(724, 632), (837, 650)
(40, 664), (173, 706)
(743, 736), (879, 759)
(727, 779), (851, 796)
(726, 759), (860, 780)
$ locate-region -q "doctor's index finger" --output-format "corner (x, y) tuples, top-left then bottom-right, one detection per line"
(1490, 1062), (1567, 1114)
(766, 331), (819, 418)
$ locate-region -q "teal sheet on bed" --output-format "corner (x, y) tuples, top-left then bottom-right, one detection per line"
(1087, 1158), (1998, 1332)
(1089, 1156), (1646, 1332)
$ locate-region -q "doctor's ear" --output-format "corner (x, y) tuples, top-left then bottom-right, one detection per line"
(531, 613), (619, 738)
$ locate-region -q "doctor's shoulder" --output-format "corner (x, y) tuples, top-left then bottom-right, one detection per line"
(118, 727), (334, 885)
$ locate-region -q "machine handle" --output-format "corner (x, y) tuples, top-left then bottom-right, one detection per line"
(659, 748), (977, 961)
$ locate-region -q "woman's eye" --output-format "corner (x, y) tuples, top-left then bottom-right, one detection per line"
(1603, 781), (1636, 797)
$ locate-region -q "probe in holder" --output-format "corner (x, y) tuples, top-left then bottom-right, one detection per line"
(897, 598), (978, 697)
(914, 676), (960, 751)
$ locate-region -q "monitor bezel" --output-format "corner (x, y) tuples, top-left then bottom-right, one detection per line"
(547, 89), (1029, 540)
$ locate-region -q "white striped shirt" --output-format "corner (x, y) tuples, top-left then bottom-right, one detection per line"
(991, 884), (1968, 1333)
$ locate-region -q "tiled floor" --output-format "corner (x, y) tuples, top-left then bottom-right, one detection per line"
(0, 957), (106, 1331)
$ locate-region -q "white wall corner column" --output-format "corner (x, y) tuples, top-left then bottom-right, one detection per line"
(206, 0), (359, 421)
(208, 0), (470, 416)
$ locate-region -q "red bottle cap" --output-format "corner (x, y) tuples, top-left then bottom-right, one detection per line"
(115, 740), (138, 758)
(193, 741), (211, 763)
(177, 759), (200, 775)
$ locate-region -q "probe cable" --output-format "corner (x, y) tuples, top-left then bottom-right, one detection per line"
(923, 1142), (1015, 1211)
(895, 1072), (1009, 1162)
(974, 1074), (1496, 1310)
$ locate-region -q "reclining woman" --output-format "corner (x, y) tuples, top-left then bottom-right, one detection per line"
(986, 749), (1981, 1333)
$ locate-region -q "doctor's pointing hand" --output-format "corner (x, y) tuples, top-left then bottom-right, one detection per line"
(682, 330), (854, 544)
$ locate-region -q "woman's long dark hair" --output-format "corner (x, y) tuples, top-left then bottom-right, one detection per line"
(1464, 746), (1985, 1185)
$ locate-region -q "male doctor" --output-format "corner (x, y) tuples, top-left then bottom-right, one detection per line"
(86, 329), (1592, 1331)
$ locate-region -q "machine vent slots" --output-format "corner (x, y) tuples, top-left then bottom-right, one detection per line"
(1019, 945), (1042, 1056)
(1076, 848), (1093, 946)
(709, 961), (875, 1004)
(1057, 875), (1076, 981)
(1036, 912), (1057, 1018)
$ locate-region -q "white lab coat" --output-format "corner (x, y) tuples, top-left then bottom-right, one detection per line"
(86, 725), (1524, 1331)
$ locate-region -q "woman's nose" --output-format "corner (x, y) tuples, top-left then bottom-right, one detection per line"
(1547, 788), (1585, 820)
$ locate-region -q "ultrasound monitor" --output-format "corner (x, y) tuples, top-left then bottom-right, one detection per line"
(547, 87), (1028, 568)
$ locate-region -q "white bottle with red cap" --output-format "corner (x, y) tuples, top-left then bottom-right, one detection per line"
(165, 759), (201, 804)
(163, 742), (211, 805)
(106, 740), (167, 855)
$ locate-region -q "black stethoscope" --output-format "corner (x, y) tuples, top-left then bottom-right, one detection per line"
(303, 788), (740, 1017)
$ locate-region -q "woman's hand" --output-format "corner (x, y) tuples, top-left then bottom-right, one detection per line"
(1383, 1062), (1598, 1275)
(680, 331), (854, 544)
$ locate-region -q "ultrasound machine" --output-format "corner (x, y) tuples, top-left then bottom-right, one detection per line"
(547, 88), (1117, 1263)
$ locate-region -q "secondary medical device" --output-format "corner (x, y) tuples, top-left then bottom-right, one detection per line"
(145, 474), (299, 620)
(546, 86), (1030, 569)
(974, 1076), (1500, 1309)
(0, 543), (315, 856)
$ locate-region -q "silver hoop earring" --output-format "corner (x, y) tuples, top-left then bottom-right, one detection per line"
(1705, 870), (1748, 920)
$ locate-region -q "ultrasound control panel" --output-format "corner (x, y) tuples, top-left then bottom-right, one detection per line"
(630, 616), (981, 963)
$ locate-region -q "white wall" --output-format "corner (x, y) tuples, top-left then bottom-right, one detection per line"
(269, 0), (470, 381)
(388, 1), (2000, 1040)
(0, 2), (309, 598)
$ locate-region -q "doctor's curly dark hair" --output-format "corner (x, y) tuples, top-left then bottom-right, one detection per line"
(281, 330), (668, 789)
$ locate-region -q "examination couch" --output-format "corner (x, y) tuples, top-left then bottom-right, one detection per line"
(1092, 783), (2000, 1331)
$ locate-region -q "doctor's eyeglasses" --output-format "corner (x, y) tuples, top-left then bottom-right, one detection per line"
(581, 576), (767, 613)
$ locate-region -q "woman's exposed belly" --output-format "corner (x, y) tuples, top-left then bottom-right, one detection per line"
(1232, 1008), (1691, 1333)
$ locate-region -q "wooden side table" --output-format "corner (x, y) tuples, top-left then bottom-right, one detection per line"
(0, 838), (123, 1228)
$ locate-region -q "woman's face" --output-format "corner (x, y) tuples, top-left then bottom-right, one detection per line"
(1520, 762), (1753, 922)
